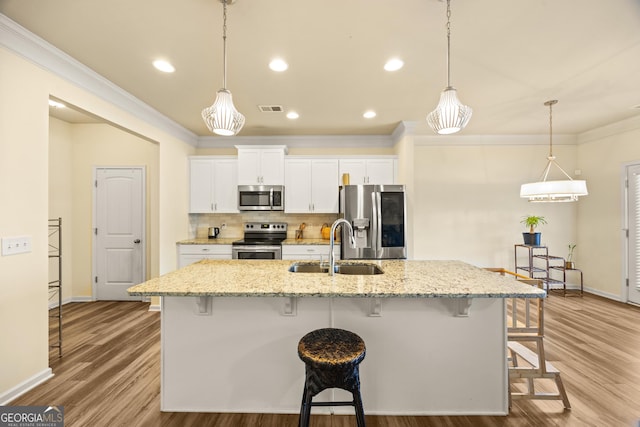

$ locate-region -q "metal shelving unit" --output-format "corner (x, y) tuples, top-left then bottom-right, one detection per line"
(514, 244), (564, 292)
(49, 218), (62, 357)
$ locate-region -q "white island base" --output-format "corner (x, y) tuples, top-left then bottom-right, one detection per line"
(161, 295), (508, 416)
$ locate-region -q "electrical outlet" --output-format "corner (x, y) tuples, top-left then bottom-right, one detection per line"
(1, 235), (32, 256)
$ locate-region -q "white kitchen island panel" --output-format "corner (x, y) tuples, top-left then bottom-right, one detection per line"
(161, 295), (508, 415)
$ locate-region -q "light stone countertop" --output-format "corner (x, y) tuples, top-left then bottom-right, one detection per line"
(177, 238), (331, 245)
(177, 238), (238, 245)
(127, 259), (546, 299)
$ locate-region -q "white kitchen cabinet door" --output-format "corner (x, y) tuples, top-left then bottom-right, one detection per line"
(237, 147), (285, 185)
(237, 148), (261, 185)
(284, 159), (312, 213)
(189, 159), (215, 213)
(338, 158), (395, 185)
(365, 158), (395, 184)
(189, 157), (238, 213)
(285, 159), (338, 213)
(260, 148), (285, 185)
(212, 159), (238, 212)
(339, 159), (367, 184)
(310, 159), (339, 213)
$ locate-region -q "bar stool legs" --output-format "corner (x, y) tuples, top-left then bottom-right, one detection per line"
(297, 328), (367, 427)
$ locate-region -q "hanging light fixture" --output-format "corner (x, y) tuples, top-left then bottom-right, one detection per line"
(202, 0), (245, 136)
(427, 0), (472, 135)
(520, 100), (588, 202)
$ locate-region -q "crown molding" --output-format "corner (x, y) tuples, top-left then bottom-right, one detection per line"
(413, 133), (577, 146)
(578, 114), (640, 144)
(197, 134), (393, 148)
(0, 14), (198, 146)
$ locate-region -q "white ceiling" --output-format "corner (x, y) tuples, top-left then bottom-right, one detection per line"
(2, 0), (640, 137)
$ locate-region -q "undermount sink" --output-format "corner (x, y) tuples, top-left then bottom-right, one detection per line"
(288, 263), (329, 273)
(334, 264), (383, 275)
(288, 262), (383, 275)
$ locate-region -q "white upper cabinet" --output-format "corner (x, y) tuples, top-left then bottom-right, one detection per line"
(285, 158), (339, 213)
(339, 158), (395, 184)
(189, 157), (238, 213)
(236, 146), (286, 185)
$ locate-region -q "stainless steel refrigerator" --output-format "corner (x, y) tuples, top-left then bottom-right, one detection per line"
(339, 184), (407, 260)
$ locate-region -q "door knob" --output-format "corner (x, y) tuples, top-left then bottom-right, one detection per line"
(134, 239), (141, 244)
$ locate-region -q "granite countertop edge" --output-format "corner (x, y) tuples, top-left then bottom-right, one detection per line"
(128, 259), (546, 299)
(178, 238), (331, 245)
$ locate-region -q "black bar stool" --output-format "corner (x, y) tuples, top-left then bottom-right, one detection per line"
(297, 328), (366, 427)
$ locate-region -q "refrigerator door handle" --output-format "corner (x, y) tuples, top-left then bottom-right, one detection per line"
(373, 191), (382, 257)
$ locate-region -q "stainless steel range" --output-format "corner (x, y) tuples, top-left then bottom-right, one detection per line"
(232, 222), (287, 260)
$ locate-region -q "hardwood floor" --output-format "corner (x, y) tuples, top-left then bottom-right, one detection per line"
(10, 294), (640, 426)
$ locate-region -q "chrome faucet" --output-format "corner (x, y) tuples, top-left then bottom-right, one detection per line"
(329, 218), (356, 276)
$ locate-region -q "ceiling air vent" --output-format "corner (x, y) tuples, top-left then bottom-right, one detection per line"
(258, 105), (284, 112)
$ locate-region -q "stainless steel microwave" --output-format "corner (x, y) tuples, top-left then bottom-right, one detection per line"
(238, 185), (284, 211)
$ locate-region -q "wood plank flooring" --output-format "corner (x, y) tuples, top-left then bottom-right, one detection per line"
(10, 294), (640, 426)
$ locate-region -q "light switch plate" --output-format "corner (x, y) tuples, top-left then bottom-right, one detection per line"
(1, 235), (32, 256)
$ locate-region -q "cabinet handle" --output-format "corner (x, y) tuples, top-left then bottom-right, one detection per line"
(202, 248), (210, 252)
(214, 203), (217, 211)
(211, 203), (214, 211)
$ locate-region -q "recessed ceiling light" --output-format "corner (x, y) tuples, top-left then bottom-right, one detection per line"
(363, 111), (376, 119)
(269, 59), (289, 72)
(153, 59), (175, 73)
(48, 100), (65, 108)
(286, 111), (299, 119)
(384, 58), (404, 72)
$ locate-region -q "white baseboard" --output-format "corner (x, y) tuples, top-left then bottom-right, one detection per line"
(0, 368), (53, 405)
(583, 286), (623, 302)
(148, 304), (161, 312)
(48, 296), (94, 309)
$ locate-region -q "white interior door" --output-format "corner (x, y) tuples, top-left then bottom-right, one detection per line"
(95, 168), (145, 300)
(627, 164), (640, 305)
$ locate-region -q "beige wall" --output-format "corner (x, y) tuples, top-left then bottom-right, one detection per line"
(411, 142), (578, 270)
(49, 121), (160, 298)
(0, 47), (50, 398)
(48, 118), (74, 304)
(577, 126), (640, 299)
(0, 47), (194, 401)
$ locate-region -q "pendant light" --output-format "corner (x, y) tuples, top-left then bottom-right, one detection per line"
(202, 0), (245, 136)
(427, 0), (472, 135)
(520, 100), (588, 202)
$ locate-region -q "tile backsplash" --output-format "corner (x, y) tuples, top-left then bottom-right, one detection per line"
(189, 212), (339, 240)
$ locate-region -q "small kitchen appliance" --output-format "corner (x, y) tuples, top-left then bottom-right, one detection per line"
(232, 222), (287, 259)
(339, 184), (407, 260)
(208, 227), (220, 239)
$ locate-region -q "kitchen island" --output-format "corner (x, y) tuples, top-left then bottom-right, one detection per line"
(128, 259), (545, 415)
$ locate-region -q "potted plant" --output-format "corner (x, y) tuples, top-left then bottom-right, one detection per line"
(566, 244), (576, 269)
(520, 215), (547, 246)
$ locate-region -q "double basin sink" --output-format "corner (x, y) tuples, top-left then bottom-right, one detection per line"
(289, 262), (383, 275)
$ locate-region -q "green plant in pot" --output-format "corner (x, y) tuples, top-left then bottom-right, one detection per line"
(520, 215), (547, 246)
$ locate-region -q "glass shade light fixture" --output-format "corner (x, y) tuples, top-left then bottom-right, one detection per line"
(202, 0), (245, 136)
(520, 100), (588, 202)
(427, 0), (472, 135)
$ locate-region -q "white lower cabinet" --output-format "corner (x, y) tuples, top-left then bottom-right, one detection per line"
(281, 245), (339, 261)
(178, 244), (232, 268)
